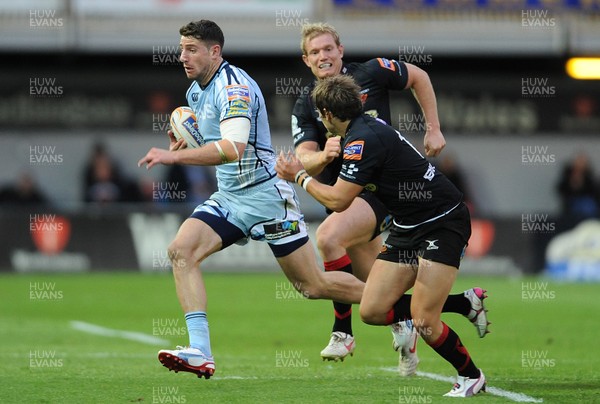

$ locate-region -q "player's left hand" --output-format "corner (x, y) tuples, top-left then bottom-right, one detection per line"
(424, 128), (446, 157)
(137, 147), (176, 170)
(275, 151), (305, 182)
(168, 129), (187, 151)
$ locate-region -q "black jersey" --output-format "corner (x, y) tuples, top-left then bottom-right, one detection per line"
(339, 114), (463, 228)
(292, 58), (409, 185)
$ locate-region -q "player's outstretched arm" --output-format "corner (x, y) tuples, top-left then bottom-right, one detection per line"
(276, 151), (362, 212)
(404, 63), (446, 157)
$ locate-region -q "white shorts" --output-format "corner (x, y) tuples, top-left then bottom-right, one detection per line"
(191, 177), (308, 249)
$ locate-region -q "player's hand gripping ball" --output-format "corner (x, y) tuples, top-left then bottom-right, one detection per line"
(169, 106), (204, 148)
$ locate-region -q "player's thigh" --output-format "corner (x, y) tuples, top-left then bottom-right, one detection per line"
(346, 235), (382, 281)
(316, 196), (377, 248)
(360, 259), (417, 318)
(169, 217), (226, 262)
(247, 179), (308, 243)
(275, 239), (322, 288)
(411, 206), (470, 318)
(411, 259), (458, 320)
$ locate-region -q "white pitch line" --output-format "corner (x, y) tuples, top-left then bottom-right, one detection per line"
(70, 321), (170, 346)
(382, 368), (543, 403)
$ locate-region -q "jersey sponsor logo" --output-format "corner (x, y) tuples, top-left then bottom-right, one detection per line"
(380, 243), (393, 254)
(377, 58), (396, 71)
(364, 183), (377, 192)
(264, 220), (300, 241)
(225, 84), (250, 102)
(341, 163), (359, 179)
(224, 99), (250, 119)
(423, 162), (435, 181)
(379, 214), (393, 233)
(343, 140), (365, 161)
(224, 108), (248, 118)
(182, 116), (205, 145)
(230, 99), (248, 109)
(425, 239), (439, 250)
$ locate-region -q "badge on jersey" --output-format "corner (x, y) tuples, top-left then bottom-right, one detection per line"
(377, 58), (396, 71)
(224, 86), (250, 118)
(225, 84), (250, 102)
(343, 140), (365, 161)
(341, 163), (359, 179)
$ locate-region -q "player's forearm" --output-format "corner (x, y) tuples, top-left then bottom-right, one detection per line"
(174, 140), (240, 166)
(307, 182), (352, 212)
(295, 142), (329, 176)
(296, 172), (351, 212)
(297, 150), (327, 176)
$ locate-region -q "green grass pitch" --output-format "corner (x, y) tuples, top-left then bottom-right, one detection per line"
(1, 271), (598, 403)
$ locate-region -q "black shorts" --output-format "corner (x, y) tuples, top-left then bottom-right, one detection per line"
(377, 203), (471, 269)
(357, 191), (392, 240)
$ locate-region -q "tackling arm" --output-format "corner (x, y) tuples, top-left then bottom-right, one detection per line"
(300, 171), (363, 212)
(295, 136), (341, 176)
(274, 151), (362, 212)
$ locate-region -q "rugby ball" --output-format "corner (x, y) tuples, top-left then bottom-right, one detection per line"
(170, 106), (204, 148)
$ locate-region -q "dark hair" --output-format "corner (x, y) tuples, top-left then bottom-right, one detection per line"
(179, 20), (225, 50)
(311, 75), (363, 121)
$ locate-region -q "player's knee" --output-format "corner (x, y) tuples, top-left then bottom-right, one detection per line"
(167, 239), (195, 271)
(294, 281), (323, 300)
(289, 275), (328, 299)
(359, 305), (382, 325)
(315, 223), (345, 256)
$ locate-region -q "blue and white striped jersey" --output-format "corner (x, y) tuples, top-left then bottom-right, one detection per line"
(185, 61), (276, 192)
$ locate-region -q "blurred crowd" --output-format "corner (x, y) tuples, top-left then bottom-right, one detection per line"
(556, 151), (600, 227)
(0, 142), (217, 210)
(1, 145), (598, 229)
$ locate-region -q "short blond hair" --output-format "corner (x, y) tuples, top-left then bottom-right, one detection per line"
(300, 22), (341, 55)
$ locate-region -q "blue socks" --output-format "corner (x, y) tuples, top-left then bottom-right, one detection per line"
(185, 311), (212, 357)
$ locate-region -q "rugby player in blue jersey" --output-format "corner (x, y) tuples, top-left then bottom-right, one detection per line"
(138, 20), (366, 379)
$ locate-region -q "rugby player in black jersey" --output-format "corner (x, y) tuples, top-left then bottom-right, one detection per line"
(278, 75), (486, 397)
(292, 22), (488, 374)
